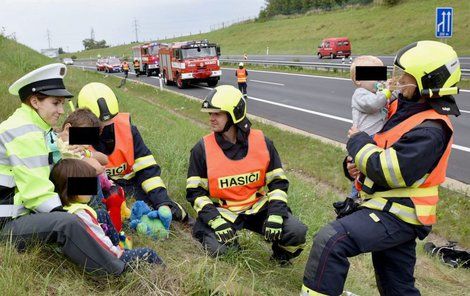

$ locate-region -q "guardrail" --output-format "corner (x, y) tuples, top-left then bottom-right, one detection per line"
(220, 58), (470, 77)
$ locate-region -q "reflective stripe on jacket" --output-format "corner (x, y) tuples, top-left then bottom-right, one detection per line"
(236, 68), (247, 83)
(204, 129), (269, 212)
(358, 109), (453, 225)
(0, 104), (61, 215)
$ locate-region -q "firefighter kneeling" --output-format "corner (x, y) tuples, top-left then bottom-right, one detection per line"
(302, 41), (461, 295)
(187, 85), (307, 264)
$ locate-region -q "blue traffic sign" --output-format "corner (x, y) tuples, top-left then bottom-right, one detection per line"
(436, 7), (453, 38)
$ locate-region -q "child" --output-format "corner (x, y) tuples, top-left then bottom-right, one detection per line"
(349, 56), (392, 199)
(50, 159), (163, 266)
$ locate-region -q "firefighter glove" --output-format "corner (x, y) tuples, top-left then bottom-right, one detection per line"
(264, 215), (283, 242)
(209, 216), (235, 243)
(333, 197), (359, 219)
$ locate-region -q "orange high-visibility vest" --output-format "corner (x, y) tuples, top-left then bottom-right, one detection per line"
(122, 63), (129, 71)
(103, 113), (135, 178)
(204, 129), (269, 210)
(362, 109), (453, 225)
(236, 68), (247, 83)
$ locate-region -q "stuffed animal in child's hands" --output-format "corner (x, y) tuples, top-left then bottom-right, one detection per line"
(129, 201), (172, 240)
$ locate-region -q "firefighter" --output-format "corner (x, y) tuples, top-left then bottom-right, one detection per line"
(133, 59), (140, 77)
(122, 61), (129, 78)
(77, 82), (188, 225)
(301, 40), (461, 295)
(186, 85), (307, 263)
(0, 64), (125, 275)
(236, 62), (248, 99)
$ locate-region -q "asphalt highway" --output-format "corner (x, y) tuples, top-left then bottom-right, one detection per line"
(74, 60), (470, 184)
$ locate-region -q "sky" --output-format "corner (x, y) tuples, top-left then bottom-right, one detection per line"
(0, 0), (265, 52)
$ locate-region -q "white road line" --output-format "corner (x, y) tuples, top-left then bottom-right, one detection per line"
(250, 79), (285, 86)
(221, 67), (350, 81)
(461, 89), (470, 93)
(79, 64), (470, 153)
(461, 110), (470, 114)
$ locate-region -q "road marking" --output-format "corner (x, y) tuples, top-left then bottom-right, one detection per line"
(460, 110), (470, 114)
(250, 79), (284, 86)
(221, 67), (350, 81)
(78, 64), (470, 153)
(461, 89), (470, 93)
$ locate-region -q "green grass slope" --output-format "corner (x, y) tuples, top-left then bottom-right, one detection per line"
(2, 35), (470, 295)
(64, 0), (469, 59)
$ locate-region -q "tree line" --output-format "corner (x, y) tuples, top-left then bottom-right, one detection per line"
(258, 0), (400, 19)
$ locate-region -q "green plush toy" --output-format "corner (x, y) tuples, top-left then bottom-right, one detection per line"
(130, 201), (171, 240)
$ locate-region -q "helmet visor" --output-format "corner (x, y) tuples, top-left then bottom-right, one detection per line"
(389, 66), (418, 92)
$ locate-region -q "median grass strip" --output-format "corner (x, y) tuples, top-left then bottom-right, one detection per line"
(2, 36), (470, 295)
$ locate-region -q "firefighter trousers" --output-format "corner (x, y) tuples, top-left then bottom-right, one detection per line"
(302, 208), (423, 296)
(0, 212), (125, 275)
(238, 82), (247, 97)
(193, 210), (307, 259)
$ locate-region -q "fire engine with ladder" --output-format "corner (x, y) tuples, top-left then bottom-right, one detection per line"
(132, 42), (161, 76)
(158, 40), (221, 88)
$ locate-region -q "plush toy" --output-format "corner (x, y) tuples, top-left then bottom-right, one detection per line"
(102, 185), (131, 232)
(118, 231), (133, 250)
(129, 201), (172, 240)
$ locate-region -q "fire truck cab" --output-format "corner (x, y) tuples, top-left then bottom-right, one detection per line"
(132, 42), (160, 76)
(159, 40), (221, 89)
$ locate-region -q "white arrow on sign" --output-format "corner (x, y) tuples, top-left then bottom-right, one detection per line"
(447, 11), (451, 32)
(437, 11), (446, 32)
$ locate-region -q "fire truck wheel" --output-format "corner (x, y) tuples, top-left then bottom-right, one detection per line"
(177, 75), (186, 89)
(207, 78), (218, 87)
(330, 53), (336, 59)
(317, 53), (322, 59)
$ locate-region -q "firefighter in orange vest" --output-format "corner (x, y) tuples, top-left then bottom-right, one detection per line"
(121, 61), (129, 78)
(77, 82), (188, 225)
(186, 85), (307, 263)
(236, 62), (248, 99)
(301, 41), (461, 295)
(133, 59), (140, 77)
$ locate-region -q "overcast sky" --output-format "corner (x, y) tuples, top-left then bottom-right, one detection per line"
(0, 0), (265, 52)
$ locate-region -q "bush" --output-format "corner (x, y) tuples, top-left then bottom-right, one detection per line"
(71, 55), (77, 60)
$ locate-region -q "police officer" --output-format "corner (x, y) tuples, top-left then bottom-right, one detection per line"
(187, 85), (307, 263)
(301, 41), (461, 295)
(236, 62), (248, 99)
(77, 82), (188, 225)
(0, 64), (125, 275)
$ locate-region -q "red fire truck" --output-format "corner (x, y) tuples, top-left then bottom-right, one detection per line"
(132, 42), (160, 76)
(159, 40), (221, 88)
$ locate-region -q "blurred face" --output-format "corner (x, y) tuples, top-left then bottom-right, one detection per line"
(31, 96), (65, 126)
(209, 112), (229, 132)
(357, 80), (377, 93)
(76, 195), (92, 204)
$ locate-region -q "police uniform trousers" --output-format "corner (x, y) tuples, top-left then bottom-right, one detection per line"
(193, 208), (307, 259)
(303, 208), (423, 296)
(0, 212), (125, 275)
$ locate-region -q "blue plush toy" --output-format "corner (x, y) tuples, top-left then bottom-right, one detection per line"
(129, 201), (172, 240)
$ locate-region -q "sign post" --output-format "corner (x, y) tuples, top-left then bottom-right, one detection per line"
(436, 7), (453, 43)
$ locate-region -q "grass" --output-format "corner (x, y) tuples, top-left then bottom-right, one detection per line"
(62, 0), (470, 59)
(2, 35), (470, 295)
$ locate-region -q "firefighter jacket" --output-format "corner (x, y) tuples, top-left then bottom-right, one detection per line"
(133, 60), (140, 68)
(347, 97), (453, 226)
(186, 128), (289, 225)
(91, 113), (172, 209)
(0, 104), (62, 218)
(236, 68), (248, 83)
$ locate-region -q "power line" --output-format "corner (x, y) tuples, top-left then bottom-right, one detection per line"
(46, 29), (51, 48)
(133, 18), (139, 42)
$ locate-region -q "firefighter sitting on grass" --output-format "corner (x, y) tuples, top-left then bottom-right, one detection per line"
(186, 85), (307, 264)
(77, 82), (189, 227)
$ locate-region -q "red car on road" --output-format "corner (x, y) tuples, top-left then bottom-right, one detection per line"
(96, 58), (107, 71)
(317, 37), (351, 59)
(104, 57), (122, 73)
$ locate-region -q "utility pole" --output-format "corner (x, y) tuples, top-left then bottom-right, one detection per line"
(90, 27), (95, 40)
(133, 18), (139, 42)
(46, 29), (51, 48)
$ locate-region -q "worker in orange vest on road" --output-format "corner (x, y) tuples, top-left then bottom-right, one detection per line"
(235, 62), (248, 99)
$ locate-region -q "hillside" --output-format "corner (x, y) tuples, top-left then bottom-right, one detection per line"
(64, 0), (470, 59)
(2, 35), (470, 295)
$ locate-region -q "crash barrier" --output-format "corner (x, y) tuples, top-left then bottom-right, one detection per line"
(220, 58), (470, 77)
